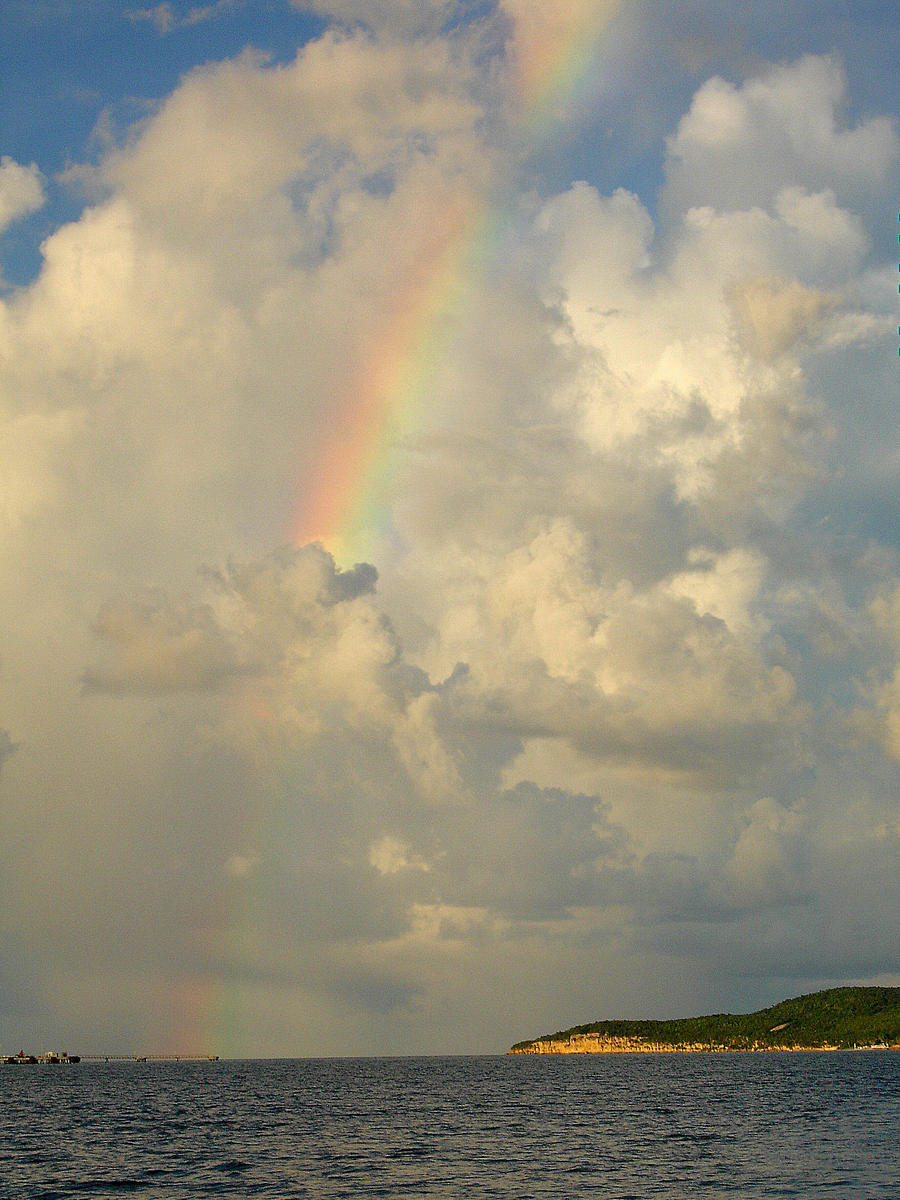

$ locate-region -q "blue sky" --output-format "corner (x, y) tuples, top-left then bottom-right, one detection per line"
(5, 1), (898, 281)
(0, 1), (899, 1055)
(0, 1), (327, 282)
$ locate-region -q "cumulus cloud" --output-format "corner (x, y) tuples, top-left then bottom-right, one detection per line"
(84, 547), (380, 690)
(83, 593), (243, 694)
(664, 55), (898, 217)
(98, 33), (485, 238)
(727, 274), (844, 359)
(719, 797), (811, 909)
(428, 782), (626, 921)
(855, 586), (900, 763)
(82, 546), (467, 806)
(0, 156), (44, 236)
(369, 835), (430, 875)
(408, 520), (799, 787)
(1, 17), (899, 1054)
(0, 410), (82, 532)
(528, 178), (858, 521)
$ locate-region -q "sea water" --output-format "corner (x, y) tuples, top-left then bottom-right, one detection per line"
(1, 1052), (898, 1197)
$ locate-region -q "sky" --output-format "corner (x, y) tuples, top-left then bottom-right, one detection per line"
(0, 0), (898, 1058)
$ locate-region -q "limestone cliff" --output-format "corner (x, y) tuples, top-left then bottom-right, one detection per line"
(507, 986), (900, 1055)
(507, 1032), (835, 1054)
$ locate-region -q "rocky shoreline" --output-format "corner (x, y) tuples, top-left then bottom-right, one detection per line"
(507, 1032), (893, 1055)
(507, 988), (900, 1054)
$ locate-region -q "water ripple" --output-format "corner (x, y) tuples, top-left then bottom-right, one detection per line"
(1, 1053), (898, 1197)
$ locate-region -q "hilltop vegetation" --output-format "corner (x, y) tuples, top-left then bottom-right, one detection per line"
(510, 987), (900, 1052)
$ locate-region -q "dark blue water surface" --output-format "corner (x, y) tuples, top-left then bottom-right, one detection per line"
(1, 1052), (898, 1197)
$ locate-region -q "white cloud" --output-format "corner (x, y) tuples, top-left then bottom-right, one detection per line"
(1, 24), (899, 1054)
(99, 35), (484, 237)
(296, 0), (465, 37)
(0, 410), (82, 532)
(664, 55), (898, 217)
(664, 547), (767, 636)
(128, 2), (177, 32)
(0, 156), (44, 236)
(128, 1), (238, 35)
(369, 835), (430, 875)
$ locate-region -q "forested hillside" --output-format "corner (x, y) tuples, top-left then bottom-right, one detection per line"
(510, 988), (900, 1052)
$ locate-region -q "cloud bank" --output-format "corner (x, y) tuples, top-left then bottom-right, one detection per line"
(0, 3), (898, 1054)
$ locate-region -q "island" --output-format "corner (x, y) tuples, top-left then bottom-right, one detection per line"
(508, 986), (900, 1054)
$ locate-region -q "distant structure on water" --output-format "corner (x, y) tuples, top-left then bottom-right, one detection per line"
(2, 1050), (220, 1064)
(2, 1050), (81, 1064)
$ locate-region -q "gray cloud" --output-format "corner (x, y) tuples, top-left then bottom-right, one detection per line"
(0, 728), (17, 773)
(83, 593), (243, 694)
(428, 783), (627, 921)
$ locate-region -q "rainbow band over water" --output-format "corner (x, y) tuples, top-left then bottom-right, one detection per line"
(293, 0), (621, 565)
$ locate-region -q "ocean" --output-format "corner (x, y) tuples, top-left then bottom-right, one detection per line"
(1, 1051), (898, 1197)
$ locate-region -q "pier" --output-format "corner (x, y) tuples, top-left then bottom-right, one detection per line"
(3, 1052), (219, 1064)
(79, 1054), (220, 1062)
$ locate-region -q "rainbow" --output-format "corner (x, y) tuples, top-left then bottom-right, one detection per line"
(514, 1), (621, 135)
(293, 193), (480, 563)
(182, 3), (623, 1060)
(292, 1), (621, 565)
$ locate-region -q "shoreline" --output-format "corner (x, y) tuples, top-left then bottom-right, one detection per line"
(508, 1036), (898, 1055)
